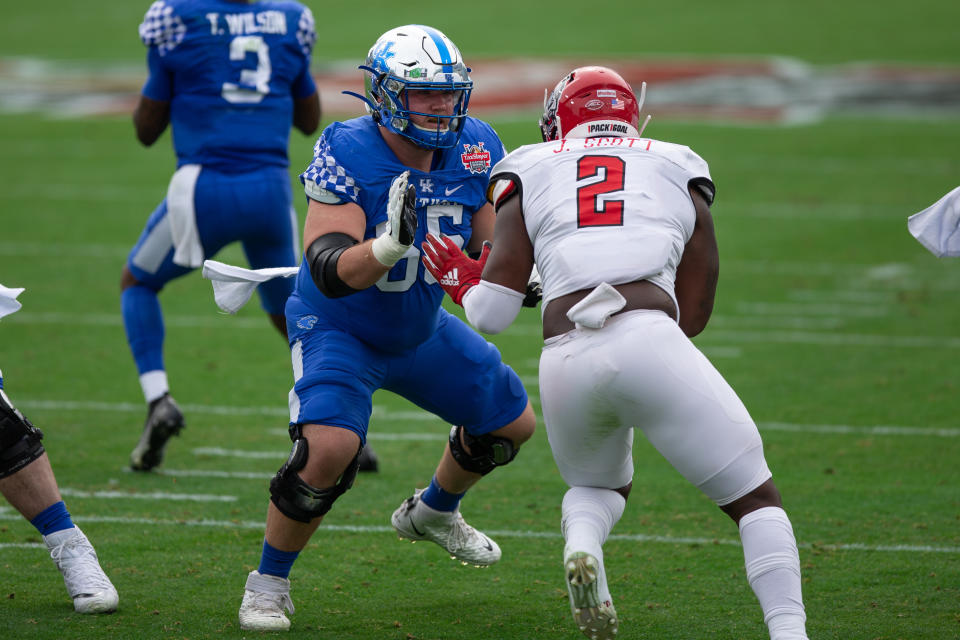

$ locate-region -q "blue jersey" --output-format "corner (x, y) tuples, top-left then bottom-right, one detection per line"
(297, 117), (507, 353)
(139, 0), (317, 172)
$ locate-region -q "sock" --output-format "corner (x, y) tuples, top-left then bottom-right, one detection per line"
(420, 475), (465, 512)
(122, 285), (166, 396)
(141, 371), (170, 405)
(30, 501), (74, 536)
(739, 506), (808, 640)
(561, 486), (626, 603)
(258, 540), (300, 579)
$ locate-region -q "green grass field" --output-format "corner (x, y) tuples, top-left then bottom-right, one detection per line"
(1, 2), (959, 639)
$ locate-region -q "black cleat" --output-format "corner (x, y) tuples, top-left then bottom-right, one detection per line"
(357, 444), (379, 472)
(130, 393), (185, 471)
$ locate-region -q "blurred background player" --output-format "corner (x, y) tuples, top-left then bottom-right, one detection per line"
(122, 0), (321, 471)
(233, 25), (535, 631)
(422, 66), (809, 640)
(0, 286), (118, 614)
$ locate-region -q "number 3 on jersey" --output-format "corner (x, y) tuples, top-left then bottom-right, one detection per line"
(576, 155), (625, 228)
(222, 36), (271, 104)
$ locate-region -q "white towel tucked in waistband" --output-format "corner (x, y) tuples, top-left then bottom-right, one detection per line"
(168, 164), (204, 268)
(566, 282), (627, 330)
(908, 186), (960, 258)
(202, 260), (299, 314)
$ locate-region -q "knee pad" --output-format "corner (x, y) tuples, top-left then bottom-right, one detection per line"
(269, 425), (361, 523)
(448, 425), (517, 476)
(0, 390), (45, 479)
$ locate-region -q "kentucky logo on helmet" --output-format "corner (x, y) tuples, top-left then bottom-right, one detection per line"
(461, 141), (491, 174)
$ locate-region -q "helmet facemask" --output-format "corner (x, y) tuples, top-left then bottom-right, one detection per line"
(538, 76), (567, 142)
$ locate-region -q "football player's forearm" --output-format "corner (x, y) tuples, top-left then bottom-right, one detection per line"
(132, 96), (170, 146)
(462, 280), (524, 334)
(293, 92), (321, 135)
(337, 241), (393, 290)
(675, 252), (717, 337)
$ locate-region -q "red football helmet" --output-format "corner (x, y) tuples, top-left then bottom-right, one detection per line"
(539, 66), (647, 142)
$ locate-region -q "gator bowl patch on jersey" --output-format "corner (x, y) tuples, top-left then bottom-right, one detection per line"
(461, 141), (491, 174)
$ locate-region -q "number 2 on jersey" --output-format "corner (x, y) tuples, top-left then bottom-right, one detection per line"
(576, 155), (625, 227)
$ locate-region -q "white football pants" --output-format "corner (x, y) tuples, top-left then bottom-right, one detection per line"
(539, 309), (771, 504)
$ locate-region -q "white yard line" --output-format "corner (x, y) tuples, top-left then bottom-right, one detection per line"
(760, 422), (960, 437)
(734, 302), (889, 317)
(787, 289), (894, 303)
(192, 447), (285, 460)
(17, 307), (959, 339)
(59, 488), (236, 502)
(148, 469), (273, 480)
(0, 242), (128, 258)
(704, 329), (960, 349)
(13, 310), (936, 350)
(6, 311), (270, 330)
(0, 512), (955, 555)
(715, 202), (909, 221)
(15, 399), (960, 436)
(710, 316), (846, 330)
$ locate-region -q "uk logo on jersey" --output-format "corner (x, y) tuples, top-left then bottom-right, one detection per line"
(461, 141), (491, 174)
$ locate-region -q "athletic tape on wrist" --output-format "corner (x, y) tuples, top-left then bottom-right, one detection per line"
(371, 234), (410, 267)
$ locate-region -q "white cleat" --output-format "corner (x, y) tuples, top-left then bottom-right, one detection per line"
(391, 488), (501, 566)
(565, 551), (618, 640)
(238, 570), (294, 631)
(44, 526), (119, 614)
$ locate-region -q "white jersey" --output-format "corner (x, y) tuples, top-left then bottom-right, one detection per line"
(490, 136), (714, 317)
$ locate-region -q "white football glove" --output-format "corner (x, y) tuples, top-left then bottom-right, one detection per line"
(371, 171), (418, 266)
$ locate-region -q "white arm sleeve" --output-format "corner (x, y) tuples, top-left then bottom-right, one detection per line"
(462, 279), (525, 334)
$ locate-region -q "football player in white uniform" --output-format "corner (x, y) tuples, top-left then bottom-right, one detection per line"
(422, 66), (809, 640)
(0, 286), (119, 614)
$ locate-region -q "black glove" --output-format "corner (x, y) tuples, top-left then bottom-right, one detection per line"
(523, 281), (542, 307)
(523, 265), (542, 307)
(398, 183), (417, 246)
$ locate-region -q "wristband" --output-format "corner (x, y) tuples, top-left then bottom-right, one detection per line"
(371, 234), (411, 267)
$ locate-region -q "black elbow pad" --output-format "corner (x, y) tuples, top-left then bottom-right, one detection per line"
(305, 232), (361, 298)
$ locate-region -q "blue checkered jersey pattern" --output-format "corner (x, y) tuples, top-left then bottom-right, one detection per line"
(297, 116), (507, 353)
(139, 0), (316, 172)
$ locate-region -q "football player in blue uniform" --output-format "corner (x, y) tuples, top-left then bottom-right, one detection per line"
(122, 0), (321, 471)
(236, 25), (536, 631)
(1, 286), (118, 614)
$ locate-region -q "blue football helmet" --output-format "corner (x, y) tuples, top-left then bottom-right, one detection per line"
(344, 25), (473, 149)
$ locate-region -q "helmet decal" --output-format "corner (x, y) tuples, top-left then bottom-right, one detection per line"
(420, 25), (454, 68)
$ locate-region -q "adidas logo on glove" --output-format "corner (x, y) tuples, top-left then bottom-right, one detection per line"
(439, 268), (460, 287)
(420, 233), (484, 306)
